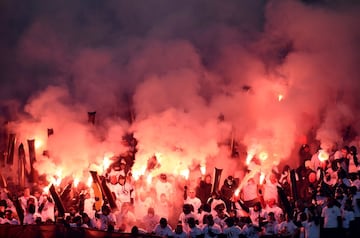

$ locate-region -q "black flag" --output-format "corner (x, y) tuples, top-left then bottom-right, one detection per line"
(212, 167), (223, 194)
(88, 111), (96, 124)
(18, 143), (26, 187)
(49, 184), (66, 218)
(6, 133), (16, 165)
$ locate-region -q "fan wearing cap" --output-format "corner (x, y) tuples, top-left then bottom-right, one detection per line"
(114, 174), (134, 207)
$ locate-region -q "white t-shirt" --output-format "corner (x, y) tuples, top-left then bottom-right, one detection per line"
(321, 205), (341, 228)
(301, 220), (320, 238)
(184, 197), (202, 214)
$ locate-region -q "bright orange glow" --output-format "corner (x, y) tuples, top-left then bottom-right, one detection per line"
(200, 164), (206, 175)
(246, 151), (255, 165)
(132, 166), (146, 181)
(86, 176), (93, 187)
(259, 151), (268, 161)
(43, 185), (50, 194)
(278, 94), (284, 102)
(259, 172), (265, 184)
(102, 153), (113, 173)
(234, 188), (240, 197)
(318, 149), (329, 162)
(74, 177), (80, 188)
(180, 169), (190, 180)
(146, 174), (152, 185)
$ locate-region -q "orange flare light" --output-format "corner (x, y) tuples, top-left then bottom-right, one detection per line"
(86, 176), (93, 188)
(180, 169), (190, 180)
(200, 164), (206, 175)
(259, 151), (268, 161)
(259, 172), (265, 184)
(234, 188), (240, 197)
(278, 94), (284, 102)
(74, 177), (80, 188)
(318, 150), (329, 162)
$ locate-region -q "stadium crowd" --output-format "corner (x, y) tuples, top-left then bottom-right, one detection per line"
(1, 143), (360, 238)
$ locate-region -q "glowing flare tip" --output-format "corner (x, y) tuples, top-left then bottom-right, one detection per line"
(200, 165), (206, 175)
(86, 176), (93, 187)
(234, 188), (240, 197)
(146, 174), (152, 185)
(278, 94), (284, 102)
(180, 169), (190, 180)
(74, 177), (80, 188)
(318, 150), (329, 162)
(259, 151), (268, 161)
(260, 172), (265, 184)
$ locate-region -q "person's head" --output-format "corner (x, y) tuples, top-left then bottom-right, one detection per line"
(175, 224), (183, 234)
(254, 202), (262, 212)
(109, 175), (118, 184)
(33, 190), (41, 199)
(118, 175), (126, 185)
(160, 173), (167, 182)
(82, 213), (90, 223)
(23, 187), (31, 197)
(159, 217), (168, 228)
(101, 205), (111, 215)
(326, 197), (335, 208)
(160, 193), (168, 202)
(147, 207), (155, 217)
(268, 212), (275, 221)
(131, 226), (139, 235)
(120, 159), (127, 169)
(226, 176), (234, 186)
(269, 173), (277, 184)
(183, 204), (193, 214)
(69, 206), (77, 216)
(201, 203), (211, 213)
(225, 217), (235, 227)
(73, 215), (82, 227)
(187, 188), (196, 199)
(267, 198), (276, 207)
(211, 191), (220, 199)
(204, 174), (212, 184)
(341, 146), (350, 157)
(4, 209), (13, 219)
(206, 214), (214, 226)
(0, 199), (7, 212)
(28, 203), (36, 214)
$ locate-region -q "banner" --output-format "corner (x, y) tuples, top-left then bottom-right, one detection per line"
(6, 133), (16, 165)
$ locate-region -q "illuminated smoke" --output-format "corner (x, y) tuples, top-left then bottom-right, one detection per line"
(0, 1), (359, 222)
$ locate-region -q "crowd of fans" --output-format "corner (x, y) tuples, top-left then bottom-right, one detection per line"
(1, 142), (360, 238)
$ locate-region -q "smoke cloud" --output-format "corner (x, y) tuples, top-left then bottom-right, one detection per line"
(1, 0), (360, 197)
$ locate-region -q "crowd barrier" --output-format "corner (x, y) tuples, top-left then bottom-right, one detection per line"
(0, 224), (160, 238)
